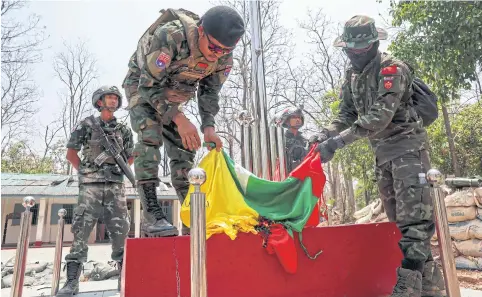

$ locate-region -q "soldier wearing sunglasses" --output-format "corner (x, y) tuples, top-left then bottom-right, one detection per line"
(122, 6), (245, 237)
(311, 16), (445, 297)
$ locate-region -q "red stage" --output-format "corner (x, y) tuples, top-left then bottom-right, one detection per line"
(122, 223), (403, 297)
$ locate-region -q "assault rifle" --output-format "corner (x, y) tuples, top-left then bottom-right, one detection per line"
(88, 116), (136, 187)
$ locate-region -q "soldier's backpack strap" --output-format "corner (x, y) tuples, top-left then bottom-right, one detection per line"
(148, 8), (200, 35)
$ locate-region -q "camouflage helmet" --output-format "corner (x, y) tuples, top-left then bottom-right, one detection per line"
(92, 85), (123, 111)
(333, 15), (387, 49)
(279, 107), (304, 129)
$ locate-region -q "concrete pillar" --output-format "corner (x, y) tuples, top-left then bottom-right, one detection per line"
(134, 199), (141, 238)
(34, 198), (49, 247)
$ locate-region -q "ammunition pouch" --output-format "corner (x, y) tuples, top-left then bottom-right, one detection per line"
(104, 165), (124, 183)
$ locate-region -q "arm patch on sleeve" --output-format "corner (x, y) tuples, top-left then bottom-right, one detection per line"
(378, 65), (401, 94)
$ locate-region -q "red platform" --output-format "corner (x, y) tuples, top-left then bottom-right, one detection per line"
(122, 223), (403, 297)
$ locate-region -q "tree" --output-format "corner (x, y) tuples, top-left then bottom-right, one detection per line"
(53, 39), (98, 174)
(388, 1), (482, 176)
(202, 0), (293, 163)
(427, 102), (482, 177)
(1, 141), (55, 174)
(1, 0), (48, 152)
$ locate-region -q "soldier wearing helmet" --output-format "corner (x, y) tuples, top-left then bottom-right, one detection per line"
(312, 16), (443, 297)
(278, 107), (308, 173)
(60, 85), (134, 296)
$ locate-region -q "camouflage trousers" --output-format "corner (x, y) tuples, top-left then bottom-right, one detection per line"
(375, 150), (435, 270)
(65, 182), (130, 263)
(129, 103), (195, 203)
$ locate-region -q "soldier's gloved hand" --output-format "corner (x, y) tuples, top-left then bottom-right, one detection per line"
(308, 133), (329, 146)
(315, 136), (345, 163)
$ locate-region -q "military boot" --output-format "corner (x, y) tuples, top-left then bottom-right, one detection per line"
(56, 261), (83, 297)
(390, 267), (423, 297)
(117, 261), (123, 291)
(138, 183), (178, 237)
(422, 261), (446, 297)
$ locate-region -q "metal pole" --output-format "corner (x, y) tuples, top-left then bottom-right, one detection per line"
(276, 126), (287, 180)
(188, 168), (207, 297)
(249, 0), (271, 180)
(426, 169), (461, 297)
(237, 110), (253, 172)
(10, 196), (36, 297)
(269, 125), (279, 179)
(243, 124), (253, 172)
(51, 208), (67, 296)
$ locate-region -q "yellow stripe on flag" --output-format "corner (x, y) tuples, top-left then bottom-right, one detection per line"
(180, 150), (259, 240)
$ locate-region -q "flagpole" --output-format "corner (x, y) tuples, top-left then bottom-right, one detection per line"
(249, 0), (272, 180)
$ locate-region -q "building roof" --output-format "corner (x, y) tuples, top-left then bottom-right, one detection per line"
(1, 173), (178, 200)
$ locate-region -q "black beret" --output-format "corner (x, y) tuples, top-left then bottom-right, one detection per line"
(202, 6), (245, 47)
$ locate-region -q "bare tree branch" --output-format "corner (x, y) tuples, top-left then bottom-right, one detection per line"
(53, 39), (98, 173)
(1, 0), (48, 152)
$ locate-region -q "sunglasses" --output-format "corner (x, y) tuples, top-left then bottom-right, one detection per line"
(205, 33), (235, 55)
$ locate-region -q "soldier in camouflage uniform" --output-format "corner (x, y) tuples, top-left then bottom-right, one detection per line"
(311, 16), (445, 297)
(279, 107), (308, 173)
(57, 86), (133, 296)
(122, 6), (245, 236)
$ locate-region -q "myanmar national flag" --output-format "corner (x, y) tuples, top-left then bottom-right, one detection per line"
(180, 146), (327, 273)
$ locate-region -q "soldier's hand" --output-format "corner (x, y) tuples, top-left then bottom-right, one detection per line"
(309, 133), (329, 146)
(315, 136), (345, 163)
(203, 127), (222, 152)
(175, 115), (201, 151)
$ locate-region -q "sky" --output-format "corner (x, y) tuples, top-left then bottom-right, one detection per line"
(12, 0), (392, 153)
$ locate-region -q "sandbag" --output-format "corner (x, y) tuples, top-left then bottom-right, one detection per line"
(432, 219), (482, 241)
(447, 206), (477, 222)
(445, 188), (482, 208)
(453, 239), (482, 257)
(455, 256), (482, 271)
(372, 212), (389, 223)
(430, 239), (459, 256)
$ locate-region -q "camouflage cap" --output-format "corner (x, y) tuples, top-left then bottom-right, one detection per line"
(334, 15), (387, 49)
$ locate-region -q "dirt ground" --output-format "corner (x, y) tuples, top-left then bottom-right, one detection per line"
(430, 245), (482, 290)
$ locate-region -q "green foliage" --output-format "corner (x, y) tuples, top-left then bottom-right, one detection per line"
(2, 142), (55, 174)
(330, 97), (378, 208)
(389, 1), (482, 101)
(427, 102), (482, 176)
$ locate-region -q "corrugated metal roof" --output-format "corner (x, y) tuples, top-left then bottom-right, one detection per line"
(1, 173), (178, 199)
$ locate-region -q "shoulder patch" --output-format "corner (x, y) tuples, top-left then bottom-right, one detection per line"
(381, 65), (398, 75)
(224, 66), (232, 76)
(155, 52), (171, 69)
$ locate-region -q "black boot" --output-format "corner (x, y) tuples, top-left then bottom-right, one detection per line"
(56, 262), (83, 297)
(138, 183), (178, 237)
(117, 261), (122, 291)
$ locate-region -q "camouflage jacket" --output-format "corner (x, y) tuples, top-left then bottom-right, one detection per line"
(325, 52), (427, 165)
(122, 9), (233, 131)
(285, 130), (308, 173)
(66, 116), (134, 184)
